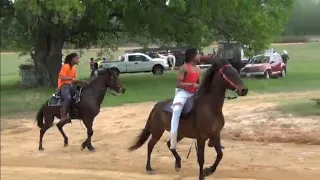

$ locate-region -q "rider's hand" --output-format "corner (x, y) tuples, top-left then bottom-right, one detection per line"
(191, 83), (199, 88)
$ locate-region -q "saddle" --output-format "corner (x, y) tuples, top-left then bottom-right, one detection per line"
(48, 85), (82, 107)
(163, 96), (195, 117)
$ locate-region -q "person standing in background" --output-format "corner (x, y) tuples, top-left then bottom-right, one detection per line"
(167, 50), (176, 70)
(282, 50), (289, 65)
(282, 50), (289, 74)
(89, 57), (95, 77)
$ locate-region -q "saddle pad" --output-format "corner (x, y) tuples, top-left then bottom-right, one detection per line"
(47, 87), (82, 106)
(163, 96), (195, 115)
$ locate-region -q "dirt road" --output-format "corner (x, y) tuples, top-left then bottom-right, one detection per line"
(1, 91), (320, 180)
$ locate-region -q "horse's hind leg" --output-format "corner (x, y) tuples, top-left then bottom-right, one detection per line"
(146, 130), (164, 175)
(56, 118), (71, 147)
(204, 136), (223, 177)
(38, 116), (54, 151)
(166, 136), (183, 172)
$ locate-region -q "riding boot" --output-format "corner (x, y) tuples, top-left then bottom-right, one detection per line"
(60, 107), (70, 123)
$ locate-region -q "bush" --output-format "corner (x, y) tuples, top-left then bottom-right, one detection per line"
(273, 36), (310, 43)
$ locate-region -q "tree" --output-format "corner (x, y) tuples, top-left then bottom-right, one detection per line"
(203, 0), (294, 53)
(283, 0), (320, 35)
(1, 0), (294, 87)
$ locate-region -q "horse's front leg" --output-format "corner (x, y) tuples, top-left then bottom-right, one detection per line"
(56, 118), (71, 147)
(166, 136), (183, 171)
(196, 138), (206, 180)
(204, 135), (223, 177)
(81, 118), (95, 152)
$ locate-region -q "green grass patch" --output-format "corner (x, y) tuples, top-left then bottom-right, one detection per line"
(277, 99), (320, 116)
(1, 43), (320, 117)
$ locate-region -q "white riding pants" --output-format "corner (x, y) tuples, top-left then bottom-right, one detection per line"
(170, 88), (193, 149)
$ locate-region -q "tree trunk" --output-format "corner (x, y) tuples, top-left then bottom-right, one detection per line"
(33, 32), (64, 87)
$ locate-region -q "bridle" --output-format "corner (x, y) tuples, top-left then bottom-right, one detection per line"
(218, 64), (239, 91)
(105, 74), (123, 96)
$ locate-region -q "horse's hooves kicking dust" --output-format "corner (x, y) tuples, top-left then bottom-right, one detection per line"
(146, 169), (155, 175)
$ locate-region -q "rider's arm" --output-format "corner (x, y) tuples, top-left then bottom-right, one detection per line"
(59, 65), (74, 81)
(194, 66), (201, 89)
(197, 66), (201, 82)
(176, 65), (193, 88)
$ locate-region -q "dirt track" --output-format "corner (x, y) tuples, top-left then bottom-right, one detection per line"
(1, 91), (320, 180)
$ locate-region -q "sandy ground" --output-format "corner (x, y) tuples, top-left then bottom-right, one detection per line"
(1, 90), (320, 180)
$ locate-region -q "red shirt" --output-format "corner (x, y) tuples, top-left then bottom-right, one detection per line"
(183, 63), (200, 93)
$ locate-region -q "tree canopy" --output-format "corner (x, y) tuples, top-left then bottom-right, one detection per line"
(0, 0), (294, 86)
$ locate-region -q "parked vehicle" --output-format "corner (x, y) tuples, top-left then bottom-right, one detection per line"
(217, 41), (250, 72)
(100, 53), (169, 75)
(239, 52), (286, 79)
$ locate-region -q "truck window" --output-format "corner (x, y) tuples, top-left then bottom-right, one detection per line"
(128, 55), (149, 62)
(139, 55), (149, 61)
(128, 55), (138, 62)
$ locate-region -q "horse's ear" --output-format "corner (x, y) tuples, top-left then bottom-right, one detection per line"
(106, 68), (111, 74)
(210, 56), (219, 71)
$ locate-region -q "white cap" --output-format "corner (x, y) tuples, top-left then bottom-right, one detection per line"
(283, 50), (287, 55)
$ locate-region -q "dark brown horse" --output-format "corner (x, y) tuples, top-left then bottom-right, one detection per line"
(36, 68), (125, 152)
(128, 57), (248, 180)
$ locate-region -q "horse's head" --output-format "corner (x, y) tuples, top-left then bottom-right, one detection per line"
(200, 57), (248, 96)
(213, 57), (248, 96)
(97, 68), (126, 94)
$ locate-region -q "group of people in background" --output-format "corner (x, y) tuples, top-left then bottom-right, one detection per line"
(89, 57), (107, 77)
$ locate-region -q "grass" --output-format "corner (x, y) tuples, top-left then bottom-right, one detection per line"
(1, 43), (320, 117)
(277, 99), (320, 116)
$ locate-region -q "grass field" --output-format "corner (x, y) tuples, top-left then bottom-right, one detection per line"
(1, 43), (319, 117)
(277, 99), (320, 116)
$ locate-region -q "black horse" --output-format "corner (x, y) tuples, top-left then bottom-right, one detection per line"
(36, 68), (126, 152)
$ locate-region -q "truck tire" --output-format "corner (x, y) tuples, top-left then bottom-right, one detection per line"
(110, 68), (120, 76)
(152, 65), (164, 75)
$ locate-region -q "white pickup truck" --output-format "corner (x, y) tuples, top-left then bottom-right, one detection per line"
(100, 53), (170, 75)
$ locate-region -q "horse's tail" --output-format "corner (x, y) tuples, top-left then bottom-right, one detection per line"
(128, 108), (154, 152)
(36, 103), (46, 128)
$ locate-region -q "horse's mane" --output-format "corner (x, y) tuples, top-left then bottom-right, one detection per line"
(197, 56), (229, 95)
(82, 69), (111, 90)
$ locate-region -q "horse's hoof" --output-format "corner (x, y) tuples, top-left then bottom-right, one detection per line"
(203, 167), (215, 177)
(38, 147), (44, 151)
(87, 147), (96, 152)
(175, 161), (182, 172)
(146, 170), (155, 175)
(81, 144), (86, 151)
(64, 143), (68, 147)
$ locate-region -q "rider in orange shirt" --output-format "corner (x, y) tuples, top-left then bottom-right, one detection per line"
(58, 53), (80, 122)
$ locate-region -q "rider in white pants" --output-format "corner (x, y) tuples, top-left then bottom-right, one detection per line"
(170, 48), (201, 150)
